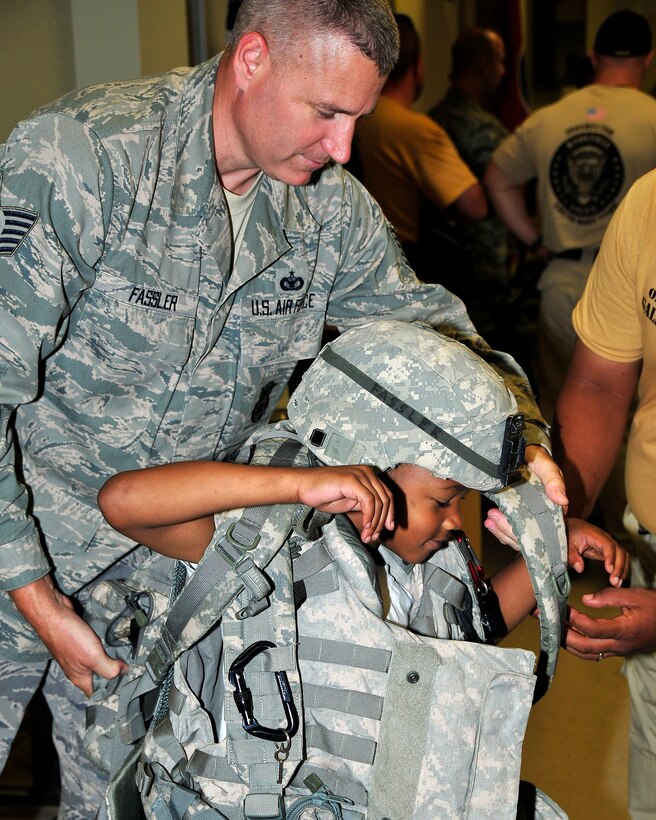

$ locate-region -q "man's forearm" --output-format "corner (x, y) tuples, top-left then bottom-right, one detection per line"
(553, 343), (639, 518)
(9, 574), (62, 632)
(553, 387), (627, 518)
(484, 163), (540, 246)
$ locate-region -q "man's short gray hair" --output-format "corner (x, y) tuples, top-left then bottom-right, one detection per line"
(227, 0), (400, 77)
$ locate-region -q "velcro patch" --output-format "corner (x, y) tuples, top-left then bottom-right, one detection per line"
(0, 206), (38, 256)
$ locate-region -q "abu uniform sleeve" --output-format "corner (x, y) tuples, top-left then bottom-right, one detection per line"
(0, 113), (111, 589)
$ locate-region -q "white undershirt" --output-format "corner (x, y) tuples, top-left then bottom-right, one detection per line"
(224, 174), (262, 256)
(376, 544), (424, 628)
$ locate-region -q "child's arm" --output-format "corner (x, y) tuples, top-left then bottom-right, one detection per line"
(489, 554), (536, 633)
(98, 462), (394, 562)
(561, 517), (630, 585)
(485, 510), (629, 587)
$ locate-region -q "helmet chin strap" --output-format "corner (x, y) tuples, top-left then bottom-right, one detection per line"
(320, 346), (526, 486)
(485, 469), (570, 698)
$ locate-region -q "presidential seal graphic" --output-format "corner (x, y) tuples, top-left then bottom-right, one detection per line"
(549, 132), (624, 222)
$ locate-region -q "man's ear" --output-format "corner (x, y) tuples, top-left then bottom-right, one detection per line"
(232, 31), (271, 91)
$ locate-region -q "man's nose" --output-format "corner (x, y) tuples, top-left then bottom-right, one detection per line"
(323, 119), (355, 165)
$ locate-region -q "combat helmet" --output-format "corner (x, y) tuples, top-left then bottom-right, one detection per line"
(287, 320), (525, 492)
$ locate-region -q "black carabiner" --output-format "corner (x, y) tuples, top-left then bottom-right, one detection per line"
(228, 640), (299, 742)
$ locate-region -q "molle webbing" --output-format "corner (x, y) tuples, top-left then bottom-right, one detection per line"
(485, 469), (570, 696)
(145, 437), (310, 685)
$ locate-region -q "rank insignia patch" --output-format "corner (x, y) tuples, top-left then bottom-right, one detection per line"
(0, 206), (38, 256)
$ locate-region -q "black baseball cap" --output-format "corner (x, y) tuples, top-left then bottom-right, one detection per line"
(594, 9), (652, 58)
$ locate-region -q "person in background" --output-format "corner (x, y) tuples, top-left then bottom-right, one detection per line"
(354, 14), (487, 280)
(0, 1), (565, 816)
(485, 9), (656, 423)
(553, 167), (656, 820)
(486, 8), (656, 561)
(429, 27), (515, 343)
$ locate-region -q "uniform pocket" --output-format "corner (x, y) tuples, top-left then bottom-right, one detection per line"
(240, 302), (326, 368)
(43, 270), (196, 450)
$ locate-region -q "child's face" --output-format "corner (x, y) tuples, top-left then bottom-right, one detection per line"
(380, 464), (469, 564)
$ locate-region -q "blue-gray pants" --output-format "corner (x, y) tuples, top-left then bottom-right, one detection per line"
(0, 657), (108, 820)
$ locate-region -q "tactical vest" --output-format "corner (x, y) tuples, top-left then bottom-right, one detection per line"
(83, 428), (569, 820)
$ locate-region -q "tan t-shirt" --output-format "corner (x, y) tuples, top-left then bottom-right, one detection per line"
(573, 169), (656, 531)
(355, 96), (477, 245)
(493, 85), (656, 252)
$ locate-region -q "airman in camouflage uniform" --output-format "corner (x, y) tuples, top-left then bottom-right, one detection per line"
(430, 86), (512, 286)
(0, 1), (560, 817)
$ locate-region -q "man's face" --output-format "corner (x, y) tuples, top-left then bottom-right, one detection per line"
(234, 33), (385, 186)
(380, 465), (469, 564)
(482, 33), (506, 100)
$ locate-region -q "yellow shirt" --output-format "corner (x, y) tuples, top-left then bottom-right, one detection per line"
(573, 169), (656, 531)
(355, 96), (476, 245)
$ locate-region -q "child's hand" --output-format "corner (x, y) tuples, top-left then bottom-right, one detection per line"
(484, 507), (520, 549)
(295, 465), (394, 543)
(566, 517), (629, 587)
(485, 511), (629, 587)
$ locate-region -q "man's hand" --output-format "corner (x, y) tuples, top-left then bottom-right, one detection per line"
(295, 465), (394, 543)
(10, 576), (126, 696)
(525, 445), (568, 509)
(565, 587), (656, 660)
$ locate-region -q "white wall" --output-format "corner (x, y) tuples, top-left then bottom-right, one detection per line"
(4, 1), (654, 143)
(396, 0), (461, 113)
(0, 0), (75, 140)
(0, 0), (194, 141)
(69, 0), (141, 88)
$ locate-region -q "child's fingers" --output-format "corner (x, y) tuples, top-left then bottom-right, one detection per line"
(371, 485), (393, 541)
(360, 473), (393, 542)
(484, 508), (520, 549)
(609, 548), (630, 587)
(298, 465), (393, 544)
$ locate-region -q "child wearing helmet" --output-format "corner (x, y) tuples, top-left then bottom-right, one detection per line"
(96, 320), (627, 818)
(100, 319), (627, 607)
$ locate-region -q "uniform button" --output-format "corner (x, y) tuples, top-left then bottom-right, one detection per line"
(406, 671), (420, 684)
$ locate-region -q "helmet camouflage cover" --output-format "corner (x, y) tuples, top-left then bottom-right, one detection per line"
(287, 320), (525, 492)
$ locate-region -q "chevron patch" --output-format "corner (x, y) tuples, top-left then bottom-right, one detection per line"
(0, 205), (38, 256)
